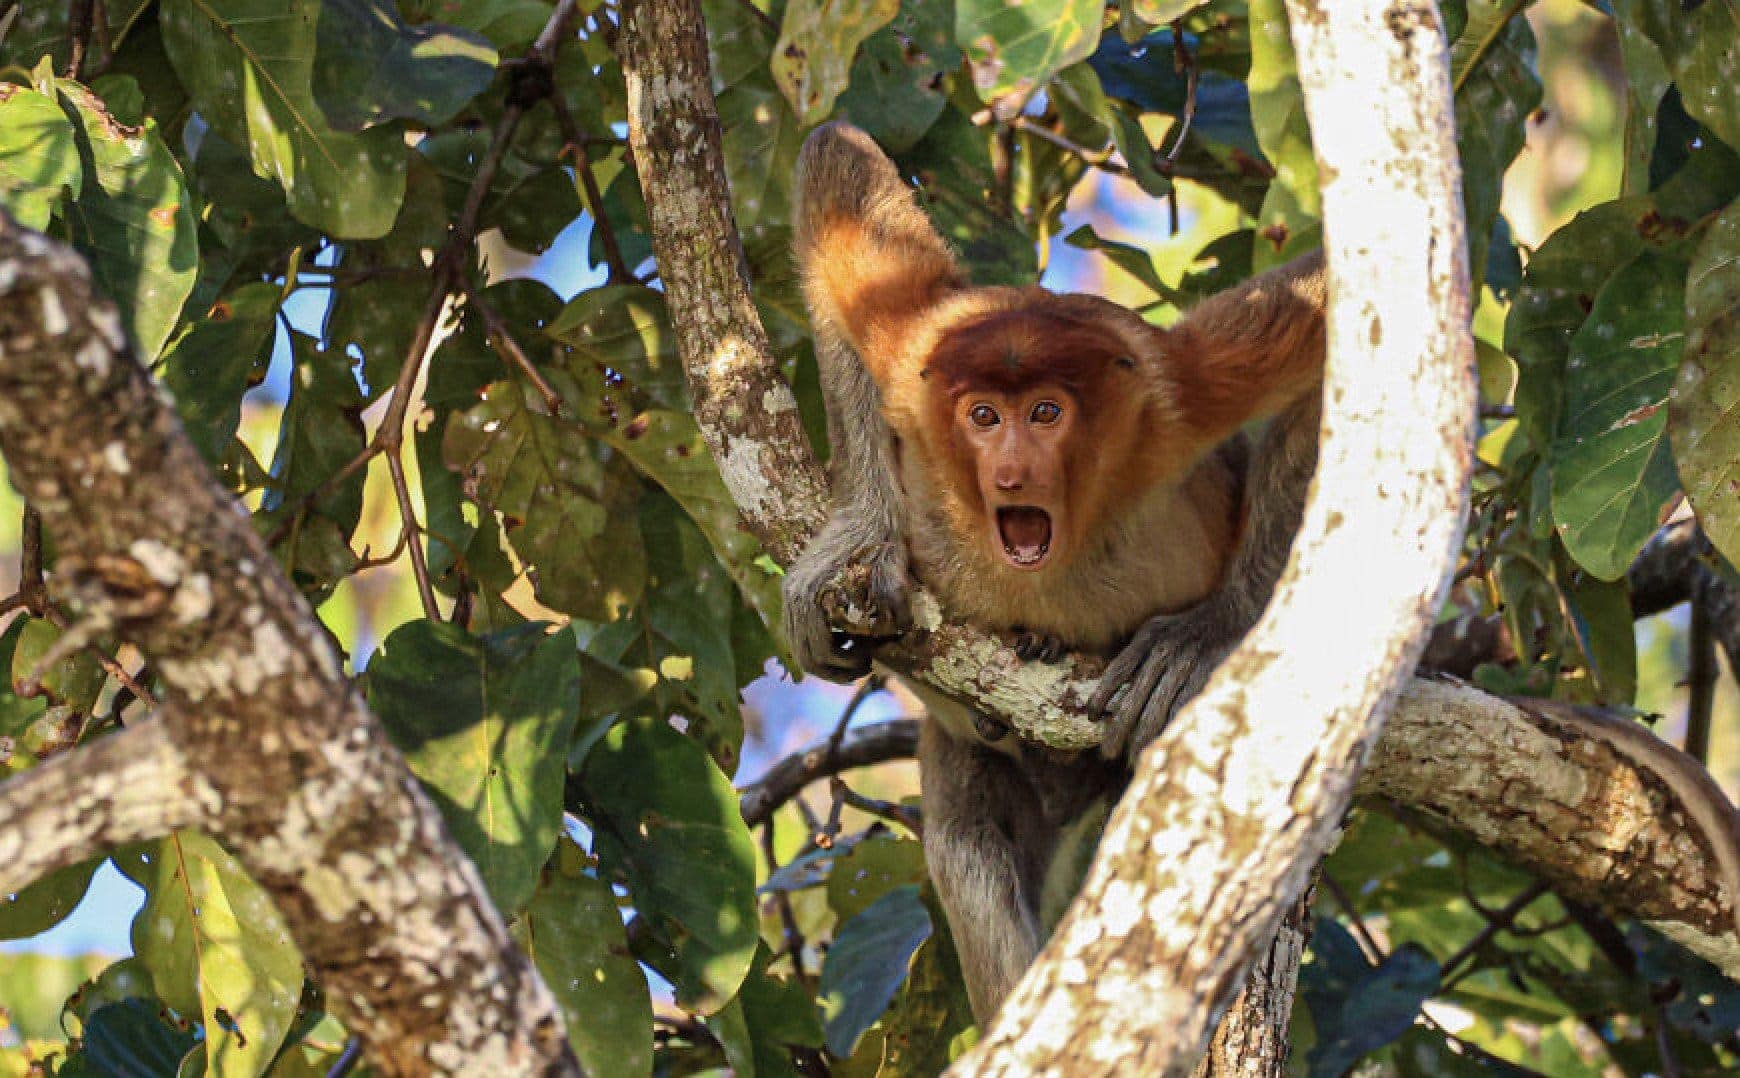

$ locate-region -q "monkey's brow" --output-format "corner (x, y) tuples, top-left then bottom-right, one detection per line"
(1000, 346), (1022, 370)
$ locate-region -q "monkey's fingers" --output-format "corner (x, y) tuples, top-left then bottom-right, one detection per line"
(1088, 617), (1170, 715)
(1098, 650), (1173, 760)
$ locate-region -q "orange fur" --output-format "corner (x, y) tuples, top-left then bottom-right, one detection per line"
(792, 123), (1327, 651)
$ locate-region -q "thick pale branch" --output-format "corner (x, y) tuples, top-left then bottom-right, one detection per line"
(0, 216), (576, 1076)
(964, 2), (1475, 1070)
(0, 719), (212, 896)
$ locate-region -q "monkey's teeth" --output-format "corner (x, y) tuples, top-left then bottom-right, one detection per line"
(997, 507), (1052, 566)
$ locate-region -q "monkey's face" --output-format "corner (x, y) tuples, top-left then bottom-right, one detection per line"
(953, 388), (1076, 571)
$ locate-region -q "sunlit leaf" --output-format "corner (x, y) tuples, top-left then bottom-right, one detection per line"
(369, 621), (581, 915)
(1445, 0), (1539, 294)
(0, 84), (80, 229)
(956, 0), (1103, 105)
(772, 0), (898, 124)
(161, 282), (280, 465)
(1549, 250), (1687, 581)
(130, 833), (303, 1078)
(1246, 0), (1318, 269)
(161, 0), (407, 237)
(312, 0), (498, 130)
(50, 77), (198, 362)
(706, 943), (825, 1078)
(1670, 197), (1740, 570)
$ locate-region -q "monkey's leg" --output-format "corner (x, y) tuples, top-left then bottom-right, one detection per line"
(918, 720), (1050, 1026)
(1094, 395), (1321, 761)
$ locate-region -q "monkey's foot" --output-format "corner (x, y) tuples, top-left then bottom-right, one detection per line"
(1012, 628), (1066, 663)
(1089, 613), (1227, 762)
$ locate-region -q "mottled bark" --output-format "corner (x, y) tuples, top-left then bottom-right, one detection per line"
(617, 0), (829, 566)
(1194, 890), (1312, 1078)
(0, 719), (212, 895)
(0, 217), (577, 1076)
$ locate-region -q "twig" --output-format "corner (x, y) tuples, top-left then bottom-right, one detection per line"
(1156, 21), (1199, 169)
(325, 1038), (364, 1078)
(550, 94), (636, 283)
(386, 450), (440, 621)
(469, 291), (564, 414)
(1320, 871), (1385, 963)
(66, 0), (95, 79)
(19, 505), (44, 612)
(1438, 880), (1549, 986)
(760, 820), (809, 980)
(1686, 588), (1716, 762)
(739, 718), (919, 827)
(831, 777), (922, 836)
(728, 0), (776, 32)
(974, 111), (1123, 171)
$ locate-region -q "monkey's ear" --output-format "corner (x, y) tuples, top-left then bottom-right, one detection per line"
(793, 123), (962, 384)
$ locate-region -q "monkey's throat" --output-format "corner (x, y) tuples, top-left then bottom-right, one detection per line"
(996, 507), (1052, 567)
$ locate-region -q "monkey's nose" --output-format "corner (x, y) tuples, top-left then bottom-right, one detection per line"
(995, 473), (1024, 492)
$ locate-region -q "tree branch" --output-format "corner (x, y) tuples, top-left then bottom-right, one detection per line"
(0, 215), (578, 1076)
(0, 719), (212, 895)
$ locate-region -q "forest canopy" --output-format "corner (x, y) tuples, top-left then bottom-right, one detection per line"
(2, 0), (1740, 1074)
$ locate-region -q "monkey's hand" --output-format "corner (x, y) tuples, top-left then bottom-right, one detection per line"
(781, 518), (912, 682)
(1090, 606), (1242, 762)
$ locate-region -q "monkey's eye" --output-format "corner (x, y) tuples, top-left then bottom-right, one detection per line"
(1030, 400), (1062, 425)
(969, 404), (1000, 428)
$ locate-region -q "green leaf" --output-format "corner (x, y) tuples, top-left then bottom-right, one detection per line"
(512, 837), (654, 1077)
(0, 858), (99, 941)
(718, 69), (807, 231)
(818, 885), (933, 1058)
(706, 943), (826, 1078)
(130, 833), (303, 1078)
(368, 620), (580, 915)
(956, 0), (1104, 104)
(1246, 0), (1318, 268)
(1446, 1), (1539, 294)
(583, 496), (749, 767)
(161, 282), (280, 465)
(444, 379), (648, 621)
(897, 108), (1035, 285)
(1563, 569), (1637, 705)
(0, 84), (80, 229)
(1623, 0), (1740, 154)
(1301, 919), (1441, 1077)
(549, 285), (688, 411)
(49, 78), (198, 362)
(161, 0), (408, 238)
(1087, 30), (1261, 159)
(1549, 250), (1688, 581)
(826, 834), (927, 922)
(836, 27), (947, 154)
(1609, 0), (1672, 196)
(312, 0), (498, 130)
(1669, 197), (1740, 570)
(772, 0), (898, 124)
(267, 332), (363, 519)
(81, 999), (201, 1077)
(577, 714), (758, 1014)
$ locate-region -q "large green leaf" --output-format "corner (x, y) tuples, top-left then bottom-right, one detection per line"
(577, 713), (758, 1014)
(956, 0), (1103, 104)
(818, 885), (933, 1058)
(1624, 0), (1740, 154)
(0, 859), (99, 941)
(512, 837), (654, 1077)
(128, 832), (303, 1078)
(0, 84), (80, 229)
(1609, 0), (1672, 195)
(1549, 250), (1688, 581)
(161, 282), (280, 465)
(312, 0), (498, 130)
(706, 943), (826, 1078)
(444, 379), (648, 621)
(368, 620), (580, 915)
(161, 0), (408, 237)
(1446, 0), (1538, 294)
(1246, 0), (1318, 269)
(1669, 197), (1740, 569)
(50, 77), (198, 362)
(718, 69), (807, 231)
(771, 0), (898, 124)
(1300, 919), (1441, 1077)
(837, 2), (957, 153)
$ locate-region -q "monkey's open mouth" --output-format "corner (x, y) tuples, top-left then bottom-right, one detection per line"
(996, 507), (1053, 568)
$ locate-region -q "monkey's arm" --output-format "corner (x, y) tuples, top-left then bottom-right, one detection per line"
(1093, 397), (1320, 760)
(781, 124), (962, 680)
(1163, 249), (1328, 454)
